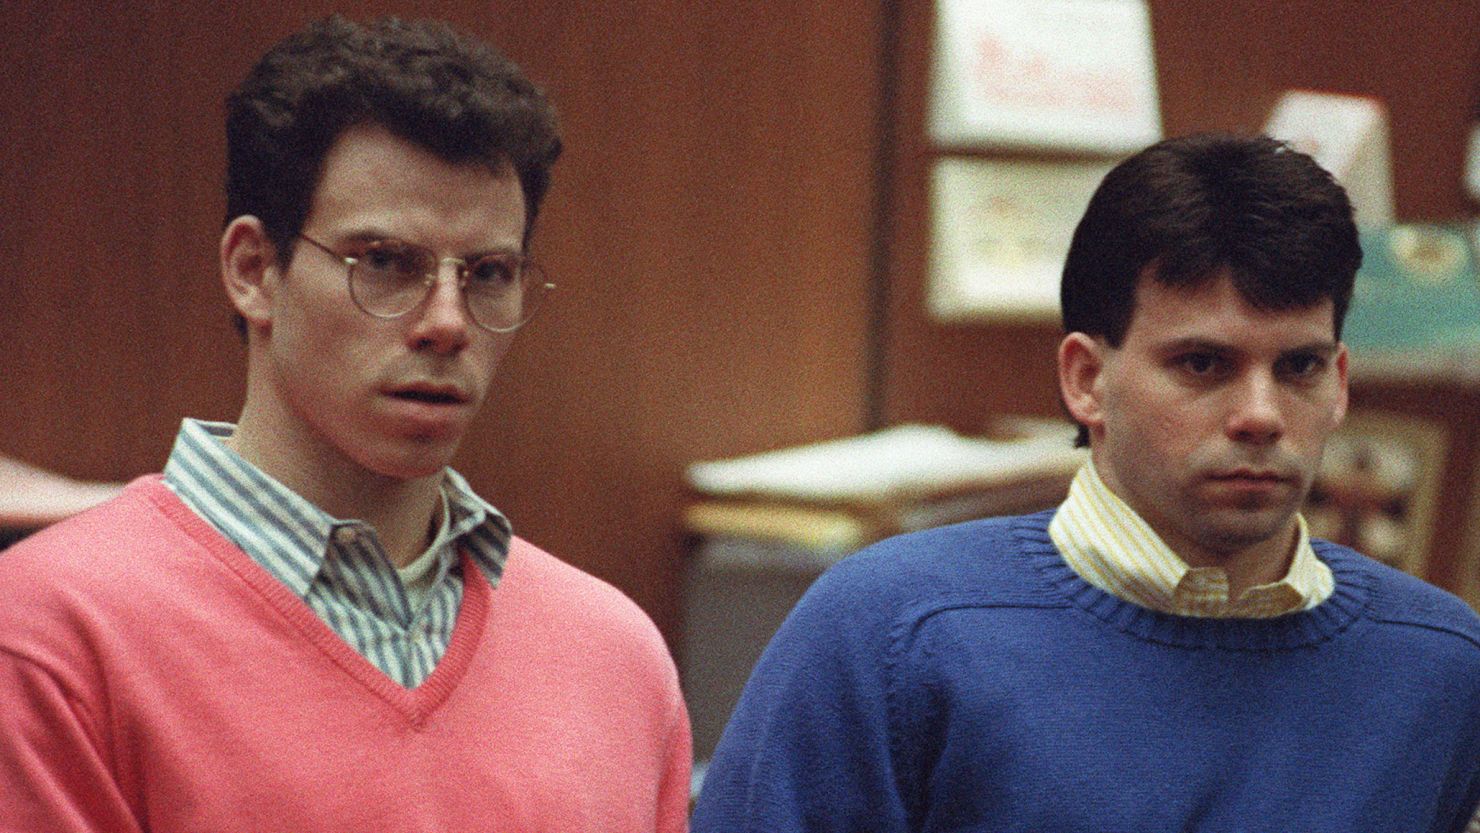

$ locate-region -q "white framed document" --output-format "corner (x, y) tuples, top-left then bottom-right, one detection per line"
(929, 0), (1162, 153)
(928, 156), (1115, 323)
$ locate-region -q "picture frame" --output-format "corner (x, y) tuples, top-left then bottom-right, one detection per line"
(1454, 448), (1480, 611)
(927, 156), (1115, 322)
(1304, 410), (1447, 579)
(1264, 90), (1393, 228)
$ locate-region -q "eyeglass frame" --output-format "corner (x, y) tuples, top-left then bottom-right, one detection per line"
(293, 232), (555, 333)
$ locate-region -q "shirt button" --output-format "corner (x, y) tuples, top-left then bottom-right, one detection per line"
(333, 527), (360, 546)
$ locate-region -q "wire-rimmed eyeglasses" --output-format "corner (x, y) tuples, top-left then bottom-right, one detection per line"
(296, 233), (554, 333)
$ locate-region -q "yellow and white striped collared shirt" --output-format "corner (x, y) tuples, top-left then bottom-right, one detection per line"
(1048, 460), (1334, 618)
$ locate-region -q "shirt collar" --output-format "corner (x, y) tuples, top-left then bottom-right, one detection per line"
(1048, 459), (1334, 618)
(162, 418), (511, 596)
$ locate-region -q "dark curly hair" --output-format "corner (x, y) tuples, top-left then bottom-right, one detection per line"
(225, 15), (562, 263)
(1060, 133), (1362, 446)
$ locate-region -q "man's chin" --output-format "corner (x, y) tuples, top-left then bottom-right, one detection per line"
(360, 440), (461, 482)
(1195, 506), (1301, 554)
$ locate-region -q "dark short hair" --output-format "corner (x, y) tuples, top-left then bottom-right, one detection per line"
(225, 14), (562, 264)
(1060, 132), (1362, 445)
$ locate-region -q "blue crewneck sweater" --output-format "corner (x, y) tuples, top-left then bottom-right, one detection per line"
(692, 510), (1480, 833)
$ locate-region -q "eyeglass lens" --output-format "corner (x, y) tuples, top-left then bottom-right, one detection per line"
(349, 239), (548, 332)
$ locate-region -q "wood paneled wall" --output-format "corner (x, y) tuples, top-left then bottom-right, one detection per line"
(884, 0), (1480, 430)
(1, 2), (880, 643)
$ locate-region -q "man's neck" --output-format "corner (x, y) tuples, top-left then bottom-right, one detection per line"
(1164, 521), (1299, 600)
(1088, 458), (1300, 599)
(227, 407), (443, 568)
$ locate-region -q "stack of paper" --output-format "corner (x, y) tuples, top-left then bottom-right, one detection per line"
(685, 423), (1085, 555)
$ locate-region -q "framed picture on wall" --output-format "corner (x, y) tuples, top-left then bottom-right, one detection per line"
(929, 0), (1162, 153)
(1264, 90), (1394, 228)
(1303, 410), (1447, 579)
(927, 156), (1115, 322)
(1455, 451), (1480, 611)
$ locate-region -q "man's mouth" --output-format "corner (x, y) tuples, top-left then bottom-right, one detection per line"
(393, 391), (459, 404)
(386, 385), (469, 405)
(1207, 469), (1296, 490)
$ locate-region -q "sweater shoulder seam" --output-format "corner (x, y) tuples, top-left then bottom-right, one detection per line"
(0, 645), (110, 765)
(1363, 614), (1480, 653)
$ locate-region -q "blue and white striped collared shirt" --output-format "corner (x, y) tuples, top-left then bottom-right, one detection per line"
(161, 418), (510, 688)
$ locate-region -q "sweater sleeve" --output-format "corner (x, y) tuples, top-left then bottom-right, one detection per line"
(656, 682), (695, 833)
(690, 556), (923, 833)
(0, 652), (142, 833)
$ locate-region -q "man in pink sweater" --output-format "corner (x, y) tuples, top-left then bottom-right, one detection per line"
(0, 16), (691, 832)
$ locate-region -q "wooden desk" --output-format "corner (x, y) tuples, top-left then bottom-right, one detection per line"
(680, 431), (1081, 762)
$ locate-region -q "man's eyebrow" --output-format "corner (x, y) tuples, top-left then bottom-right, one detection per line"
(466, 244), (525, 259)
(1153, 338), (1237, 355)
(1152, 338), (1339, 356)
(330, 229), (397, 246)
(329, 230), (523, 258)
(1278, 341), (1349, 358)
(1281, 341), (1341, 357)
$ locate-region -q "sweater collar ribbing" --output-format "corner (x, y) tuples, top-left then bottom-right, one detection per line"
(1014, 510), (1371, 651)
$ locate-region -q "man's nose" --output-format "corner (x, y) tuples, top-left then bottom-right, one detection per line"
(407, 262), (473, 353)
(1225, 371), (1284, 445)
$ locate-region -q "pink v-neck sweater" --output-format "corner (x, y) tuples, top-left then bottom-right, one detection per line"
(0, 477), (691, 833)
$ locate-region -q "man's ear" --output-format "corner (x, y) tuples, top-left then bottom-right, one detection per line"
(1059, 332), (1107, 436)
(1331, 342), (1350, 425)
(220, 216), (279, 333)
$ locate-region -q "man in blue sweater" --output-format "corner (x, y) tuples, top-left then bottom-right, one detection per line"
(691, 134), (1480, 832)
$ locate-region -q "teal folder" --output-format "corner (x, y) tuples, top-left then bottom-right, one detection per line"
(1342, 224), (1480, 353)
